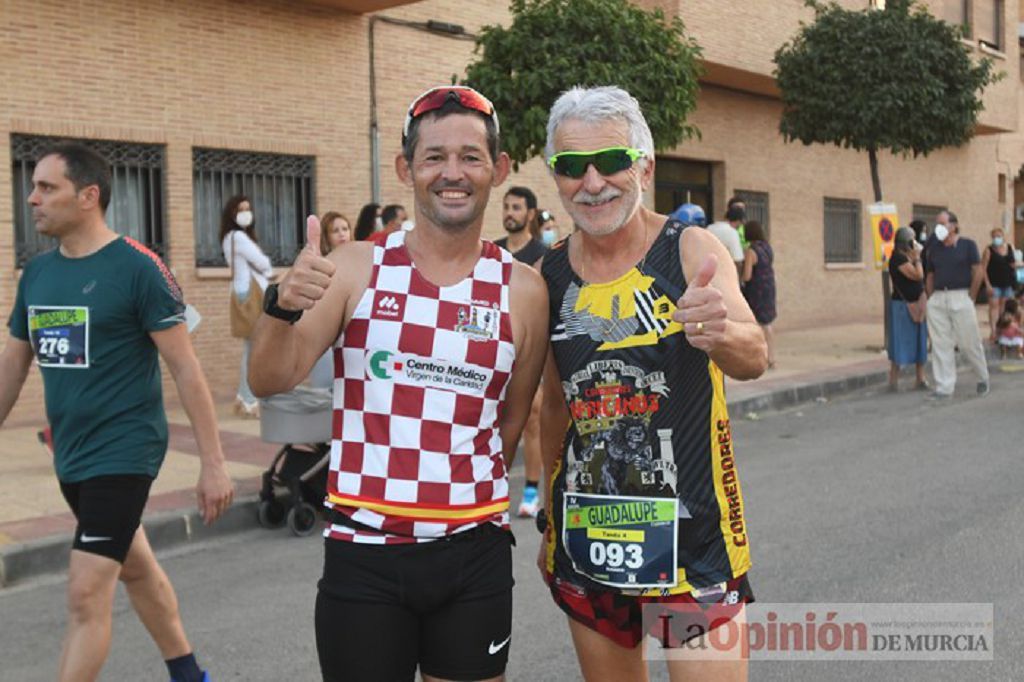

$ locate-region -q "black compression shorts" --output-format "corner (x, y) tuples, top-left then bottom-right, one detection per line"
(59, 474), (153, 563)
(315, 523), (514, 682)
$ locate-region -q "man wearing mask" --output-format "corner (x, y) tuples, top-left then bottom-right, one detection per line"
(368, 204), (407, 246)
(925, 212), (989, 398)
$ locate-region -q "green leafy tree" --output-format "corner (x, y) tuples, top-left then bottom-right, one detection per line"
(774, 0), (1000, 202)
(463, 0), (702, 168)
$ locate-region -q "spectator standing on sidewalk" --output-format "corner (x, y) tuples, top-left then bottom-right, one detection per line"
(925, 217), (990, 397)
(221, 194), (273, 418)
(0, 143), (233, 682)
(980, 227), (1021, 342)
(887, 227), (929, 391)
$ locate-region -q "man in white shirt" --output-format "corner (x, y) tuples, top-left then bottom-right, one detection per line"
(707, 204), (745, 277)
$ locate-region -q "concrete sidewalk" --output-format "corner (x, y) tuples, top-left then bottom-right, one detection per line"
(0, 317), (1006, 587)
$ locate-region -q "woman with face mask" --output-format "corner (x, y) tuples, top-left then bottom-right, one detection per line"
(219, 194), (273, 417)
(980, 227), (1021, 342)
(887, 227), (929, 391)
(537, 209), (561, 247)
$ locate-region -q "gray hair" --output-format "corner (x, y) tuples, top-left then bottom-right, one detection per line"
(544, 86), (655, 164)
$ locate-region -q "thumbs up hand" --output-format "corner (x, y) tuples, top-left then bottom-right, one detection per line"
(277, 215), (337, 312)
(673, 254), (726, 353)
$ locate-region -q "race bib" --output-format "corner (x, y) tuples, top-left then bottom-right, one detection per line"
(562, 493), (678, 589)
(28, 306), (89, 368)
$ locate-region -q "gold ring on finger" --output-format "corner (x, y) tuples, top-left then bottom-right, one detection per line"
(696, 321), (704, 334)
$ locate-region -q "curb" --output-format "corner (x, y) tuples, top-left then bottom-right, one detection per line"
(728, 367), (890, 416)
(0, 496), (260, 588)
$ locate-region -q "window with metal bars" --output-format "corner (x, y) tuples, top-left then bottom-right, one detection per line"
(733, 190), (770, 238)
(192, 148), (315, 267)
(824, 197), (862, 263)
(10, 134), (166, 268)
(912, 203), (946, 229)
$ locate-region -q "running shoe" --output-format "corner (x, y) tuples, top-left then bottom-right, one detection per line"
(518, 485), (539, 518)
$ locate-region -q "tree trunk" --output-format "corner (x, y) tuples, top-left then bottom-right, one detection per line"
(868, 146), (891, 355)
(868, 147), (882, 203)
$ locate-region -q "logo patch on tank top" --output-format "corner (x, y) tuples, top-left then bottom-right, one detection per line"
(366, 350), (492, 392)
(455, 304), (499, 341)
(373, 291), (405, 319)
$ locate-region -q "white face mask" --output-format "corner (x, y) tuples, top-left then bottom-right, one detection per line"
(236, 210), (254, 228)
(541, 229), (557, 246)
(934, 224), (949, 241)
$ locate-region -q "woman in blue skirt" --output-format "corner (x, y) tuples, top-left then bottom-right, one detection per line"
(888, 227), (929, 391)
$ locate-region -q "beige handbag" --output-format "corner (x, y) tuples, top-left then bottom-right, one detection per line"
(228, 232), (264, 339)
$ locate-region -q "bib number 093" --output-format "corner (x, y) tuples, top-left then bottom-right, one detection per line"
(588, 541), (644, 569)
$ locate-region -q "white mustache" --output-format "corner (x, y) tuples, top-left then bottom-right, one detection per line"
(573, 187), (621, 205)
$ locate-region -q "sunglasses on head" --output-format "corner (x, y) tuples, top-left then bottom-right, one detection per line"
(403, 86), (499, 142)
(547, 146), (647, 179)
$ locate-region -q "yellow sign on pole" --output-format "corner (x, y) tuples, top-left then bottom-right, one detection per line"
(869, 203), (898, 270)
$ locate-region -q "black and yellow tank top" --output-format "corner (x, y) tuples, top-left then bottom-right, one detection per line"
(541, 218), (751, 596)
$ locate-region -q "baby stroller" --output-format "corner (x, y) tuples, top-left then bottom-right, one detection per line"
(256, 381), (332, 537)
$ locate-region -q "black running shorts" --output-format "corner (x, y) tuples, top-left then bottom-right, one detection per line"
(59, 474), (153, 563)
(315, 523), (514, 682)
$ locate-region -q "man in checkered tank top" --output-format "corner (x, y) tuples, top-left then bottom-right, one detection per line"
(249, 87), (549, 682)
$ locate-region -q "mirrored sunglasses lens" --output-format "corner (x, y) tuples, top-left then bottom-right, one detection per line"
(593, 149), (633, 175)
(553, 155), (588, 178)
(412, 88), (492, 120)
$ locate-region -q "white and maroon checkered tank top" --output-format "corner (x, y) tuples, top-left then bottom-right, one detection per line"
(325, 230), (516, 544)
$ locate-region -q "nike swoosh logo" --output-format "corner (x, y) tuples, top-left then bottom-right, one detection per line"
(488, 635), (511, 655)
(79, 534), (113, 543)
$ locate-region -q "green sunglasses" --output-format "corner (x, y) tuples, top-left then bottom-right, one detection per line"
(548, 146), (647, 178)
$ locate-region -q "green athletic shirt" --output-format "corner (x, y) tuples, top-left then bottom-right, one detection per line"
(8, 237), (186, 482)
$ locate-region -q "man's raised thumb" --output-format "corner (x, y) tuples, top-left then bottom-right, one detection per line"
(693, 253), (718, 288)
(306, 215), (322, 254)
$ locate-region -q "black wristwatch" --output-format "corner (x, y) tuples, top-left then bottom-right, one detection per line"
(262, 283), (303, 324)
(535, 508), (548, 534)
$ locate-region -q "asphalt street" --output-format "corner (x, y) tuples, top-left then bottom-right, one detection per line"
(1, 366), (1022, 681)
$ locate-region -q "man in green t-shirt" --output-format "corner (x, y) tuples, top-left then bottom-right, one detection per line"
(0, 143), (233, 682)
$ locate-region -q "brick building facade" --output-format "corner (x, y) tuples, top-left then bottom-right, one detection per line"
(2, 0), (1023, 424)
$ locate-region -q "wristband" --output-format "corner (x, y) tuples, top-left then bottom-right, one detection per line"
(262, 283), (303, 324)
